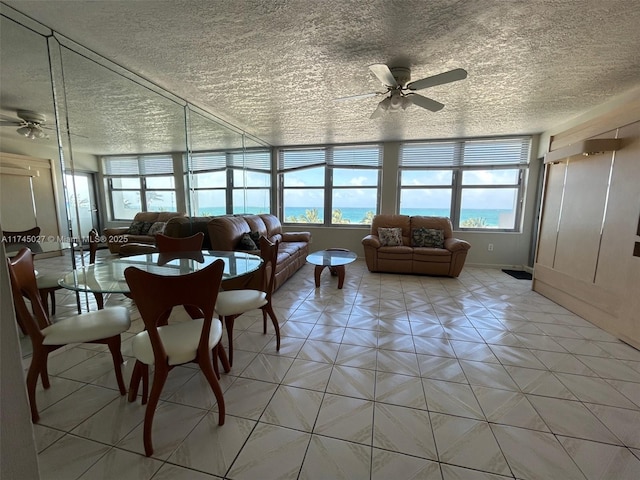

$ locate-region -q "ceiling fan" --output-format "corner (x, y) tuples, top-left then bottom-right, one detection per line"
(336, 64), (468, 119)
(0, 110), (51, 140)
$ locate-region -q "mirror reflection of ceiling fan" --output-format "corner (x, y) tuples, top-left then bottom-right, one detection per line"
(0, 110), (53, 139)
(336, 64), (468, 119)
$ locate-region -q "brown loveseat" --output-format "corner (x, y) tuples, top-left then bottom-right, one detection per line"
(362, 215), (471, 277)
(103, 211), (185, 254)
(165, 214), (311, 291)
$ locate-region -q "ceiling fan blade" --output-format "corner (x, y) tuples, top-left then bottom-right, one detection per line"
(369, 64), (398, 87)
(0, 120), (22, 126)
(406, 68), (468, 91)
(334, 92), (380, 102)
(408, 93), (445, 112)
(370, 97), (391, 119)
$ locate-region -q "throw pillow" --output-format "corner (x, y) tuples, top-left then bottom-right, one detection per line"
(128, 220), (146, 235)
(411, 228), (444, 248)
(249, 231), (262, 244)
(378, 227), (403, 246)
(237, 232), (258, 251)
(147, 221), (166, 236)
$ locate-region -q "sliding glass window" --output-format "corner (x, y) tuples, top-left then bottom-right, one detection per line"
(399, 137), (531, 231)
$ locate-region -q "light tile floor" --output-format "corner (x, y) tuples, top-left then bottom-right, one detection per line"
(22, 250), (640, 479)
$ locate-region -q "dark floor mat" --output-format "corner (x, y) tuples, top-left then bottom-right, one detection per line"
(502, 269), (532, 280)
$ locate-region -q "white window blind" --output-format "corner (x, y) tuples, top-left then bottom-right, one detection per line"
(189, 149), (271, 171)
(189, 152), (226, 171)
(103, 155), (174, 175)
(400, 137), (530, 168)
(278, 145), (382, 171)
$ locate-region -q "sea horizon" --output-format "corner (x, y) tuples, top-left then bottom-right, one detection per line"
(192, 206), (512, 227)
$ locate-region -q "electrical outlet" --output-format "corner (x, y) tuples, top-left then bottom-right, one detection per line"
(488, 243), (494, 251)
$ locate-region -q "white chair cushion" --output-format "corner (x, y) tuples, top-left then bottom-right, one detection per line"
(215, 290), (267, 317)
(42, 306), (130, 345)
(131, 318), (223, 366)
(36, 273), (64, 289)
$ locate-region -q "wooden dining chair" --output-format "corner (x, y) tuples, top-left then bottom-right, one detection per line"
(155, 232), (204, 252)
(7, 247), (131, 423)
(36, 228), (103, 313)
(215, 236), (280, 366)
(124, 259), (226, 456)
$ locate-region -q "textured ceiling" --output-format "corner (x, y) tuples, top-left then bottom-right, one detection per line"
(1, 0), (640, 154)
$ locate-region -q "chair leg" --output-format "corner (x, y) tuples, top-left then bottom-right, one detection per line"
(39, 290), (50, 316)
(262, 308), (267, 334)
(141, 364), (149, 405)
(199, 352), (225, 426)
(212, 344), (220, 379)
(217, 342), (231, 373)
(93, 292), (104, 310)
(143, 365), (168, 457)
(128, 361), (142, 402)
(262, 304), (281, 351)
(224, 316), (235, 367)
(50, 290), (56, 315)
(27, 350), (47, 422)
(106, 336), (126, 395)
(40, 353), (51, 389)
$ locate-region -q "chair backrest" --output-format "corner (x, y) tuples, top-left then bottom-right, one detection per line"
(155, 232), (204, 252)
(3, 226), (41, 243)
(259, 236), (279, 299)
(124, 259), (225, 363)
(7, 247), (51, 340)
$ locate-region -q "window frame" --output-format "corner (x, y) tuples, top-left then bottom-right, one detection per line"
(277, 144), (382, 226)
(187, 148), (271, 216)
(398, 137), (531, 232)
(103, 155), (177, 221)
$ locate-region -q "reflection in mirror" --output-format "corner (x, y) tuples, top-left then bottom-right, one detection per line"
(186, 106), (271, 216)
(2, 8), (272, 361)
(0, 14), (64, 256)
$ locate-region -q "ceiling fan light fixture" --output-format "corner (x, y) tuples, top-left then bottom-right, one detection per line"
(389, 91), (403, 111)
(17, 124), (46, 140)
(17, 125), (32, 137)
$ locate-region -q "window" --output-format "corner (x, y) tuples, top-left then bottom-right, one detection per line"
(188, 149), (271, 216)
(278, 145), (382, 225)
(103, 155), (176, 220)
(399, 137), (531, 231)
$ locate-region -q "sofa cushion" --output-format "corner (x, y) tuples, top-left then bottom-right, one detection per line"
(378, 227), (403, 246)
(147, 221), (166, 236)
(411, 227), (444, 248)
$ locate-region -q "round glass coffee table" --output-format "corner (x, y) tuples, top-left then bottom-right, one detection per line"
(306, 248), (357, 289)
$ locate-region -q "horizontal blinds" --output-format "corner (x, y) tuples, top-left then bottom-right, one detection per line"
(330, 146), (382, 167)
(229, 150), (271, 170)
(189, 152), (226, 171)
(400, 137), (530, 168)
(189, 149), (271, 171)
(103, 155), (174, 175)
(278, 148), (325, 171)
(278, 145), (382, 171)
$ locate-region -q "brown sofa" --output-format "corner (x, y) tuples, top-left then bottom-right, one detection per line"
(362, 215), (471, 277)
(165, 214), (311, 291)
(103, 211), (185, 254)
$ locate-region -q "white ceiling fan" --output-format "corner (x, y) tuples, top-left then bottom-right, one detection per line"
(0, 110), (51, 139)
(337, 64), (468, 119)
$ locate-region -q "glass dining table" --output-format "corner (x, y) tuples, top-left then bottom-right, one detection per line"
(59, 250), (263, 295)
